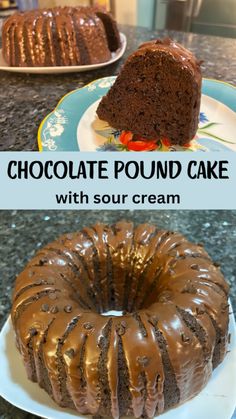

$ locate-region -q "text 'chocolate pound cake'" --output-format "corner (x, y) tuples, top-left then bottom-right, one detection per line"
(97, 38), (202, 145)
(2, 6), (121, 67)
(11, 222), (229, 418)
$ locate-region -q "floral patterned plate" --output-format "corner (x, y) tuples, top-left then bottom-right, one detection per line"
(38, 77), (236, 151)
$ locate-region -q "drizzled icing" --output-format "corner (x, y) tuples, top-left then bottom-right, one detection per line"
(11, 222), (229, 418)
(137, 38), (202, 79)
(2, 6), (120, 67)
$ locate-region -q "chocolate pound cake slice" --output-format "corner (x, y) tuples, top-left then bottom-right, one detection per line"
(97, 38), (202, 146)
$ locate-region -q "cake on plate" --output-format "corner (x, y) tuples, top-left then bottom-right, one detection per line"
(2, 6), (121, 67)
(11, 221), (229, 418)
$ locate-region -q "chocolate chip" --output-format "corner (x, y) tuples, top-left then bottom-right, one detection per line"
(148, 315), (159, 327)
(39, 258), (47, 266)
(214, 262), (221, 268)
(41, 303), (49, 312)
(191, 264), (200, 271)
(29, 328), (38, 337)
(196, 306), (205, 316)
(50, 305), (59, 314)
(221, 303), (229, 313)
(35, 279), (42, 285)
(189, 284), (197, 293)
(181, 333), (191, 343)
(182, 282), (197, 294)
(116, 322), (126, 336)
(83, 322), (93, 330)
(65, 348), (75, 359)
(197, 243), (204, 248)
(111, 225), (122, 235)
(137, 356), (149, 367)
(64, 305), (73, 313)
(228, 333), (231, 344)
(49, 292), (57, 300)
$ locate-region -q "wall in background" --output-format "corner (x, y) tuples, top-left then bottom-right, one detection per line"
(115, 0), (137, 25)
(115, 0), (136, 25)
(137, 0), (154, 29)
(38, 0), (137, 25)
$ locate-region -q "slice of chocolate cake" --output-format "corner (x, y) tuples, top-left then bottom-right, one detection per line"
(97, 38), (202, 146)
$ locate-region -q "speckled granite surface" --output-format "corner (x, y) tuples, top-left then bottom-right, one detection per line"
(0, 210), (235, 418)
(0, 25), (236, 150)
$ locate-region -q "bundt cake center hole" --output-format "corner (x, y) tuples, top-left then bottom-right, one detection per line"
(101, 310), (124, 317)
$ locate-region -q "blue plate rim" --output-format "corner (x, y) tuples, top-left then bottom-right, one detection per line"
(37, 77), (236, 152)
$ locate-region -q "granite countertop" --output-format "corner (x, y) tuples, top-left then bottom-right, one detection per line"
(0, 210), (235, 418)
(0, 25), (236, 150)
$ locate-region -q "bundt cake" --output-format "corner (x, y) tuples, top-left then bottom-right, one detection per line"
(97, 38), (202, 146)
(11, 221), (229, 418)
(2, 6), (121, 67)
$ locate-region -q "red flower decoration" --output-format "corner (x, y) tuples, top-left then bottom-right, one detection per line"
(119, 131), (159, 151)
(119, 131), (133, 146)
(183, 142), (192, 148)
(161, 138), (172, 147)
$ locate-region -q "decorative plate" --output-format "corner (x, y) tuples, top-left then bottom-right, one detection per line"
(0, 308), (236, 419)
(38, 77), (236, 152)
(0, 33), (126, 74)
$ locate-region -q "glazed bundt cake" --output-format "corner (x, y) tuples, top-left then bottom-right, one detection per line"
(2, 6), (121, 67)
(11, 221), (229, 418)
(97, 38), (202, 145)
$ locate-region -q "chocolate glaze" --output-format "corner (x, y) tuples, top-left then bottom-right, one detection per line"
(138, 38), (202, 79)
(11, 222), (229, 418)
(2, 7), (121, 67)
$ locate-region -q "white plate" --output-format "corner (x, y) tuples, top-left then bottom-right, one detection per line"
(0, 307), (236, 419)
(0, 32), (127, 74)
